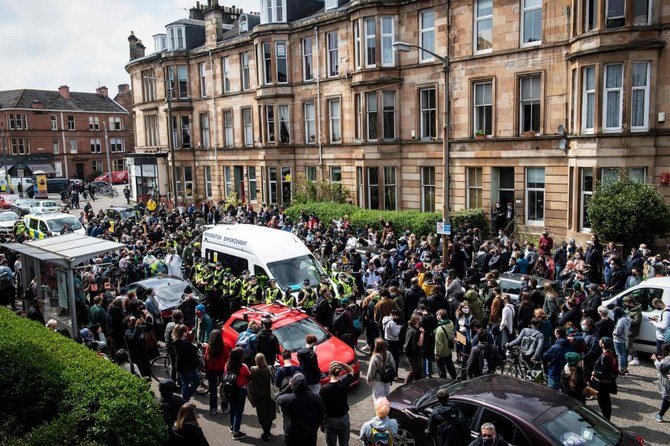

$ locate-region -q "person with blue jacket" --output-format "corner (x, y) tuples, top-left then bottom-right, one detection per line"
(543, 327), (574, 390)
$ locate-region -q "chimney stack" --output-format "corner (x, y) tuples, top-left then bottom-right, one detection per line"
(58, 85), (70, 99)
(31, 100), (44, 109)
(96, 86), (109, 98)
(118, 83), (130, 94)
(128, 31), (146, 60)
(205, 7), (223, 47)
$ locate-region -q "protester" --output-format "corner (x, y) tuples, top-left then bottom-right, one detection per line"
(276, 373), (326, 446)
(367, 338), (395, 402)
(592, 337), (619, 420)
(359, 397), (398, 446)
(170, 402), (210, 446)
(320, 361), (355, 446)
(425, 388), (469, 446)
(225, 347), (251, 440)
(204, 329), (229, 415)
(298, 333), (322, 393)
(248, 353), (277, 441)
(173, 324), (200, 402)
(652, 343), (670, 422)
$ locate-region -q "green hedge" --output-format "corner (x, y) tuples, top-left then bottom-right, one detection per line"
(0, 308), (166, 446)
(450, 208), (489, 238)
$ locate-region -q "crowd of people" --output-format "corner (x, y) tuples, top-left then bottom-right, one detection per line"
(1, 196), (670, 446)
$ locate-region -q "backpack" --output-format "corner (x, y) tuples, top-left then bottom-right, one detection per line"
(376, 355), (395, 384)
(221, 372), (238, 398)
(332, 309), (350, 335)
(435, 405), (470, 446)
(520, 333), (539, 356)
(0, 270), (13, 289)
(236, 330), (257, 359)
(369, 425), (393, 446)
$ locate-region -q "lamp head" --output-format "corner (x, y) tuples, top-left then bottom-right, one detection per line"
(393, 41), (412, 52)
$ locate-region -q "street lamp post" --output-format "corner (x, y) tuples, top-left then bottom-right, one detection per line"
(393, 41), (451, 268)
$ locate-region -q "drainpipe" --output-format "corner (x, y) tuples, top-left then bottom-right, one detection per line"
(314, 26), (323, 177)
(60, 112), (68, 178)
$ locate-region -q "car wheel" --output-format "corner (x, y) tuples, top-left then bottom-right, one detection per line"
(395, 427), (418, 446)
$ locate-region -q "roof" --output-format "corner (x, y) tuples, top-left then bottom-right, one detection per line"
(21, 233), (124, 267)
(221, 14), (261, 41)
(0, 89), (127, 113)
(167, 18), (205, 27)
(202, 224), (311, 263)
(232, 303), (309, 329)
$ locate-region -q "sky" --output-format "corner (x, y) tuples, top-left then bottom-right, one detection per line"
(0, 0), (260, 95)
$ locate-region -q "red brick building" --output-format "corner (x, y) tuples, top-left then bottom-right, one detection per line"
(0, 85), (133, 182)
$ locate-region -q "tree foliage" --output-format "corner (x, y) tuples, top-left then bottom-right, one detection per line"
(587, 178), (670, 247)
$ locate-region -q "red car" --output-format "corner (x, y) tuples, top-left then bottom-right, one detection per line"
(223, 303), (360, 386)
(94, 171), (128, 185)
(0, 195), (13, 209)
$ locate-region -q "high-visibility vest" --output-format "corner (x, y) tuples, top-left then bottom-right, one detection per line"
(300, 287), (316, 308)
(265, 287), (281, 304)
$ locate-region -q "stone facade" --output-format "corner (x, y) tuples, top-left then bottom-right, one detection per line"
(125, 0), (669, 241)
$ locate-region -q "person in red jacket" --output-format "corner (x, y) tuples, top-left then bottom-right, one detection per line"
(204, 329), (230, 415)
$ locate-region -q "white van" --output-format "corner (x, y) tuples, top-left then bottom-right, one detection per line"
(201, 224), (334, 296)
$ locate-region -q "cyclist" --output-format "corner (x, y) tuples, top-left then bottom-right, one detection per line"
(504, 317), (545, 366)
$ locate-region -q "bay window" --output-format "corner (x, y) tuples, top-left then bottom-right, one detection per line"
(582, 66), (595, 133)
(278, 105), (290, 144)
(365, 17), (376, 68)
(603, 63), (623, 132)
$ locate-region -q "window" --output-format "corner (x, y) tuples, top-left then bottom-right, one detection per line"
(67, 115), (75, 130)
(276, 41), (288, 83)
(354, 20), (361, 69)
(281, 166), (292, 204)
(172, 115), (191, 148)
(603, 63), (623, 132)
(329, 99), (342, 143)
(223, 110), (234, 148)
(145, 115), (158, 146)
(241, 52), (251, 91)
(519, 75), (541, 134)
(420, 10), (435, 61)
(384, 167), (397, 210)
(240, 15), (248, 32)
(261, 0), (285, 23)
(248, 166), (257, 201)
(142, 70), (156, 101)
(365, 17), (376, 68)
(327, 32), (339, 77)
(89, 116), (100, 131)
(582, 66), (596, 133)
(242, 108), (253, 147)
(167, 25), (185, 50)
(204, 166), (212, 198)
(222, 57), (231, 92)
(92, 160), (103, 173)
(306, 166), (317, 181)
(467, 167), (483, 208)
(366, 92), (378, 140)
(479, 410), (531, 446)
(330, 166), (342, 182)
(629, 167), (647, 183)
(475, 0), (493, 53)
(494, 167), (515, 208)
(606, 0), (625, 28)
(302, 38), (313, 81)
(526, 167), (545, 223)
(354, 94), (362, 140)
(601, 167), (620, 185)
(421, 166), (436, 212)
(109, 116), (123, 131)
(367, 167), (380, 209)
(521, 0), (542, 45)
(382, 91), (396, 140)
(634, 0), (651, 25)
(265, 105), (276, 144)
(54, 161), (62, 177)
(584, 0), (597, 31)
(631, 61), (650, 131)
(177, 65), (189, 98)
(420, 88), (437, 139)
(580, 168), (593, 230)
(52, 138), (59, 154)
(199, 62), (207, 97)
(90, 138), (102, 153)
(304, 102), (316, 143)
(184, 166), (193, 197)
(570, 69), (577, 132)
(110, 138), (124, 153)
(113, 159), (125, 171)
(10, 138), (29, 155)
(263, 42), (273, 84)
(200, 113), (210, 148)
(325, 0), (338, 11)
(474, 81), (493, 135)
(50, 115), (58, 130)
(278, 104), (290, 144)
(166, 66), (176, 98)
(381, 16), (395, 66)
(357, 166), (365, 207)
(268, 167), (278, 204)
(69, 139), (78, 153)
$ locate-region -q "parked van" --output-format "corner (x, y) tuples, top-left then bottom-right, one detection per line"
(201, 224), (335, 296)
(46, 177), (71, 194)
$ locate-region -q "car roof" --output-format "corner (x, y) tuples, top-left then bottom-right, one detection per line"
(131, 275), (184, 289)
(451, 375), (574, 423)
(499, 272), (554, 284)
(229, 303), (309, 329)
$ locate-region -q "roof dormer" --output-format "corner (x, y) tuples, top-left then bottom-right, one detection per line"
(260, 0), (287, 24)
(240, 14), (249, 32)
(166, 24), (186, 50)
(153, 33), (167, 52)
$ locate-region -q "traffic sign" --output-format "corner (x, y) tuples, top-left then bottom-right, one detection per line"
(436, 222), (451, 235)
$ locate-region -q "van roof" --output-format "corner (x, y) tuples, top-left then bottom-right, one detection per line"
(26, 212), (77, 220)
(202, 224), (311, 263)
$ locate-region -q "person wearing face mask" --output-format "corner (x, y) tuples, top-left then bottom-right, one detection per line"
(505, 317), (544, 366)
(455, 302), (473, 363)
(468, 422), (509, 446)
(434, 309), (457, 379)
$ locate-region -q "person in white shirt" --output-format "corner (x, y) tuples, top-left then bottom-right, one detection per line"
(499, 294), (516, 350)
(166, 249), (183, 279)
(382, 309), (402, 378)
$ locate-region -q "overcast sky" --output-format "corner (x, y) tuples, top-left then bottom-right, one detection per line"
(0, 0), (260, 95)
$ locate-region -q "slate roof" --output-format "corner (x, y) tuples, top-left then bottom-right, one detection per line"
(221, 13), (261, 41)
(0, 89), (127, 113)
(167, 18), (205, 27)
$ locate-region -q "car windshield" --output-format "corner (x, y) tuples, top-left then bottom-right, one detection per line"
(0, 212), (18, 222)
(267, 255), (326, 291)
(273, 318), (329, 351)
(38, 201), (58, 208)
(414, 381), (467, 407)
(119, 210), (135, 220)
(538, 405), (620, 446)
(47, 217), (83, 232)
(16, 199), (36, 207)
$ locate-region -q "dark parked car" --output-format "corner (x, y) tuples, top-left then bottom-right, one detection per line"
(480, 272), (561, 302)
(127, 276), (205, 322)
(387, 375), (644, 446)
(105, 207), (139, 222)
(10, 198), (38, 216)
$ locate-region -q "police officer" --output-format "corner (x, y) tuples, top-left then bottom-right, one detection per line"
(209, 262), (225, 320)
(298, 279), (317, 313)
(244, 275), (263, 306)
(264, 278), (282, 304)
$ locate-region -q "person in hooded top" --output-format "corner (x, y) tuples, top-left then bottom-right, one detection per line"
(276, 372), (326, 446)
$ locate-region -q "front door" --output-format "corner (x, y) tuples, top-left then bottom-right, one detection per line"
(75, 163), (84, 180)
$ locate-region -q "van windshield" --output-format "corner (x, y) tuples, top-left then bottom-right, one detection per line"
(47, 217), (83, 233)
(267, 255), (325, 291)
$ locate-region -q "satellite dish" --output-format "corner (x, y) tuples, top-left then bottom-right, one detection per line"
(558, 139), (567, 150)
(557, 124), (566, 137)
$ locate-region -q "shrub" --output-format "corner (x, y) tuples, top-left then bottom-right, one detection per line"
(293, 174), (349, 204)
(0, 308), (166, 446)
(588, 177), (670, 248)
(450, 208), (489, 238)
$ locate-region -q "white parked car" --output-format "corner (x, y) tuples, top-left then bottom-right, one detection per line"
(602, 276), (670, 354)
(29, 200), (59, 214)
(0, 211), (19, 234)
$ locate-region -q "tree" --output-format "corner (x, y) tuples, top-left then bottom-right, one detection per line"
(587, 177), (670, 247)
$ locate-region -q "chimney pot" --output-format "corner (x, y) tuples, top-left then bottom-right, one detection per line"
(96, 86), (109, 98)
(58, 85), (71, 99)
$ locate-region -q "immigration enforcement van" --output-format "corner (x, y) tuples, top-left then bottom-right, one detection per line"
(201, 224), (336, 297)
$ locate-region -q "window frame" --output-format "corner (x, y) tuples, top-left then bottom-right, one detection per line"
(420, 10), (436, 62)
(467, 167), (483, 209)
(354, 93), (362, 141)
(240, 15), (248, 32)
(276, 41), (288, 84)
(383, 166), (398, 211)
(366, 166), (380, 210)
(304, 101), (316, 144)
(11, 138), (30, 155)
(366, 91), (378, 141)
(525, 167), (545, 225)
(519, 74), (542, 134)
(327, 32), (339, 77)
(364, 17), (377, 68)
(109, 116), (123, 131)
(354, 20), (361, 69)
(584, 0), (597, 32)
(630, 61), (650, 132)
(330, 166), (342, 183)
(325, 0), (338, 11)
(199, 112), (210, 148)
(581, 66), (596, 134)
(329, 98), (342, 143)
(278, 104), (290, 145)
(606, 0), (626, 29)
(474, 0), (493, 54)
(302, 37), (314, 82)
(90, 138), (102, 154)
(67, 115), (75, 130)
(420, 87), (437, 140)
(265, 105), (276, 145)
(204, 165), (212, 198)
(50, 115), (58, 131)
(242, 108), (253, 147)
(110, 137), (124, 153)
(382, 91), (396, 140)
(580, 167), (593, 232)
(421, 166), (436, 212)
(222, 57), (231, 93)
(144, 115), (158, 146)
(473, 80), (493, 136)
(602, 63), (624, 133)
(241, 52), (251, 91)
(247, 166), (257, 201)
(198, 62), (207, 97)
(381, 16), (395, 67)
(177, 65), (189, 98)
(521, 0), (543, 47)
(89, 116), (100, 131)
(223, 109), (234, 148)
(262, 42), (273, 85)
(633, 0), (652, 25)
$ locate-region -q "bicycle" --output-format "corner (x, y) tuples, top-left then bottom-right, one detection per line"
(99, 186), (119, 198)
(150, 344), (210, 395)
(502, 346), (547, 385)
